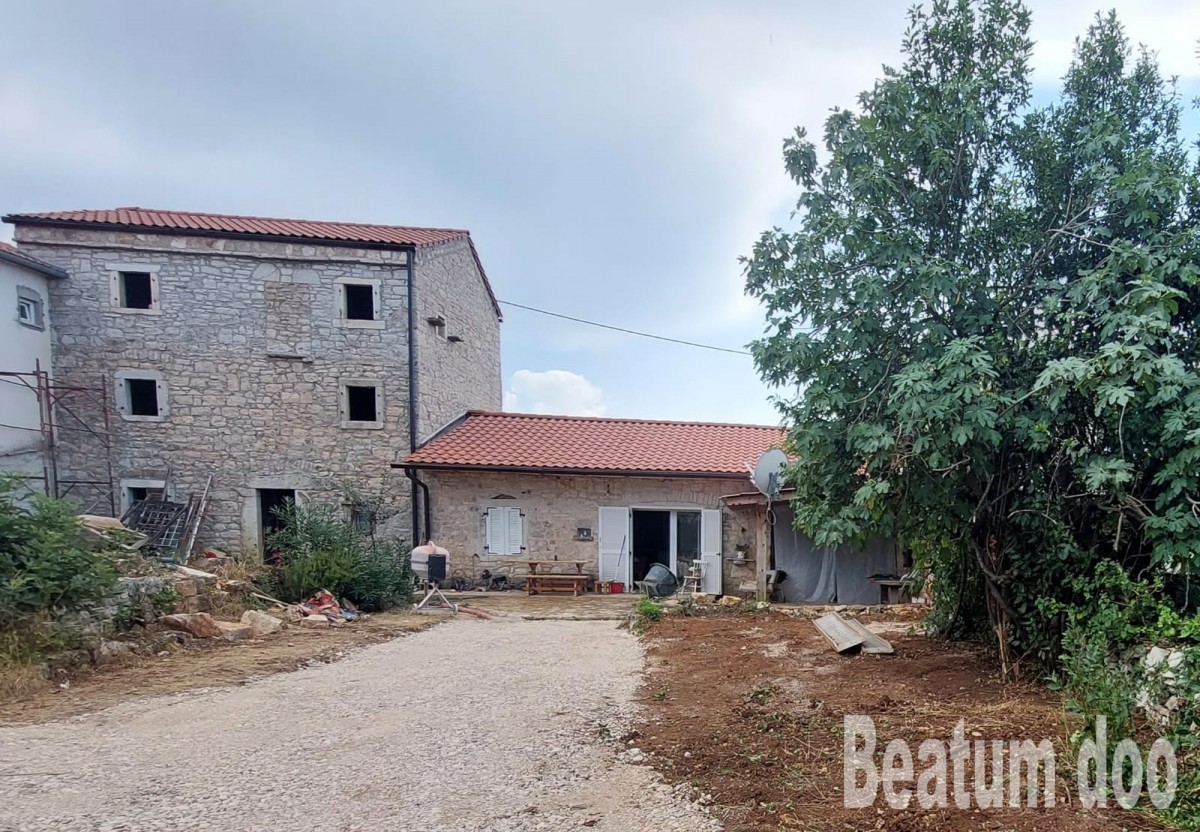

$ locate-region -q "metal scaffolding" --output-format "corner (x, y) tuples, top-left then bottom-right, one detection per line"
(0, 361), (116, 514)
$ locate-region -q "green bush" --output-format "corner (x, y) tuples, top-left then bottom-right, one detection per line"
(1043, 561), (1200, 737)
(266, 500), (411, 611)
(0, 477), (118, 661)
(0, 478), (117, 622)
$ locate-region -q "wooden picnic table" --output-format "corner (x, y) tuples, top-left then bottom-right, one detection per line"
(507, 560), (592, 595)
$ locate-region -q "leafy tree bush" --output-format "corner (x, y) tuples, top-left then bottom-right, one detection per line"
(0, 479), (117, 622)
(266, 500), (411, 611)
(0, 477), (118, 661)
(745, 0), (1200, 682)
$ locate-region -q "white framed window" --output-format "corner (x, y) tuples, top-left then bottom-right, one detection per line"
(109, 265), (161, 313)
(115, 369), (169, 422)
(335, 278), (383, 329)
(16, 286), (44, 330)
(485, 506), (524, 556)
(339, 380), (383, 429)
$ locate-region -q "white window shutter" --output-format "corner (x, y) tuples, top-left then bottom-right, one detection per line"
(700, 509), (723, 595)
(506, 508), (524, 554)
(485, 508), (506, 555)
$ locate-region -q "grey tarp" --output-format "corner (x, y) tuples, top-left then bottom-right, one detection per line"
(771, 505), (897, 604)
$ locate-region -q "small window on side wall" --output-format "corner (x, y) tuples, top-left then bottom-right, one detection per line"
(116, 371), (168, 421)
(344, 284), (375, 320)
(340, 382), (383, 428)
(110, 269), (160, 312)
(16, 287), (44, 330)
(337, 280), (381, 327)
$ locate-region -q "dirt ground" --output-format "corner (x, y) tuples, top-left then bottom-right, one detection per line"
(635, 609), (1168, 832)
(0, 611), (431, 725)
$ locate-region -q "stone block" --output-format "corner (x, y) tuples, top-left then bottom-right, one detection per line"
(158, 612), (223, 639)
(214, 621), (253, 641)
(241, 609), (284, 637)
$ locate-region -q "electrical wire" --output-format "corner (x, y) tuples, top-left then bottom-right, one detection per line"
(497, 300), (752, 356)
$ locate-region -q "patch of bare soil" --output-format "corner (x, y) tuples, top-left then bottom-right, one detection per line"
(635, 611), (1167, 832)
(0, 612), (433, 725)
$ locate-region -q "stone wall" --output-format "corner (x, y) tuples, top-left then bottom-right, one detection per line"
(13, 226), (432, 553)
(424, 470), (760, 591)
(413, 239), (502, 441)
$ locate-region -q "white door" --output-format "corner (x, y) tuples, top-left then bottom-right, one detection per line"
(700, 509), (722, 595)
(598, 507), (631, 584)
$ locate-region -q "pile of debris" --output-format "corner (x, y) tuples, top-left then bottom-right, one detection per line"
(117, 474), (213, 563)
(292, 589), (363, 627)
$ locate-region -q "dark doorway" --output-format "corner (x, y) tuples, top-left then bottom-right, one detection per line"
(632, 510), (671, 582)
(258, 489), (296, 551)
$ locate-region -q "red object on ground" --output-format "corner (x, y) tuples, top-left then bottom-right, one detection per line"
(610, 582), (624, 594)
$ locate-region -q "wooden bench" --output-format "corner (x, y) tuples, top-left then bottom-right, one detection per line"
(524, 574), (590, 596)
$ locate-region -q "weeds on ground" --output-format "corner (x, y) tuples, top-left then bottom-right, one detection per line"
(747, 683), (778, 704)
(636, 597), (664, 621)
(623, 597), (665, 635)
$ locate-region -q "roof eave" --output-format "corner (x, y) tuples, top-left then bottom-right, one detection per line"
(2, 216), (424, 254)
(0, 248), (68, 279)
(392, 461), (745, 479)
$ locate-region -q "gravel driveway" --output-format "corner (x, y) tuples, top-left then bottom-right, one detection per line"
(0, 617), (720, 831)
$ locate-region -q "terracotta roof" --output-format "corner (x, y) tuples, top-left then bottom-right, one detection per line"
(401, 411), (786, 477)
(2, 208), (471, 248)
(0, 241), (67, 278)
(3, 207), (501, 318)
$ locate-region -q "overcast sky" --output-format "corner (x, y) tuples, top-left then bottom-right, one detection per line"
(2, 1), (1198, 425)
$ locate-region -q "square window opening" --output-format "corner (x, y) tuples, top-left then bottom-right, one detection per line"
(344, 284), (375, 321)
(126, 378), (160, 417)
(119, 271), (154, 309)
(346, 385), (378, 422)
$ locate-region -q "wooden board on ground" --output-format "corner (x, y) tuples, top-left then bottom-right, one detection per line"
(842, 617), (895, 654)
(812, 612), (865, 653)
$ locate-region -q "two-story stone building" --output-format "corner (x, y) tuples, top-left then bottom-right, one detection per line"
(2, 208), (502, 553)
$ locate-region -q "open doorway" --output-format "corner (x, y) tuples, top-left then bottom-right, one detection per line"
(632, 510), (670, 582)
(631, 509), (703, 582)
(258, 488), (296, 552)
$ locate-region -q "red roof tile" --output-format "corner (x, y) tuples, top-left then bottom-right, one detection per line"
(3, 207), (501, 318)
(402, 411), (786, 477)
(3, 207), (471, 248)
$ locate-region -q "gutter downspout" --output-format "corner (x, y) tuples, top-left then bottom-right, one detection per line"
(405, 250), (428, 546)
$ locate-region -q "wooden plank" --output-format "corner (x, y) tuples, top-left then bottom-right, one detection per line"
(755, 505), (769, 602)
(843, 618), (895, 655)
(812, 613), (866, 654)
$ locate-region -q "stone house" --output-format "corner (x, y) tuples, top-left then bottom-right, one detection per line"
(0, 242), (66, 494)
(397, 410), (788, 595)
(1, 207), (502, 552)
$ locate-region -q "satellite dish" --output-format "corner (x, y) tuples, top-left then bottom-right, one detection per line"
(750, 448), (788, 499)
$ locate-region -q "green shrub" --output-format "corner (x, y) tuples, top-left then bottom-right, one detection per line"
(635, 597), (663, 621)
(0, 477), (118, 661)
(267, 500), (411, 611)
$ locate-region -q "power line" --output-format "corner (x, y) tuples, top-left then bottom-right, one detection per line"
(498, 300), (752, 356)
